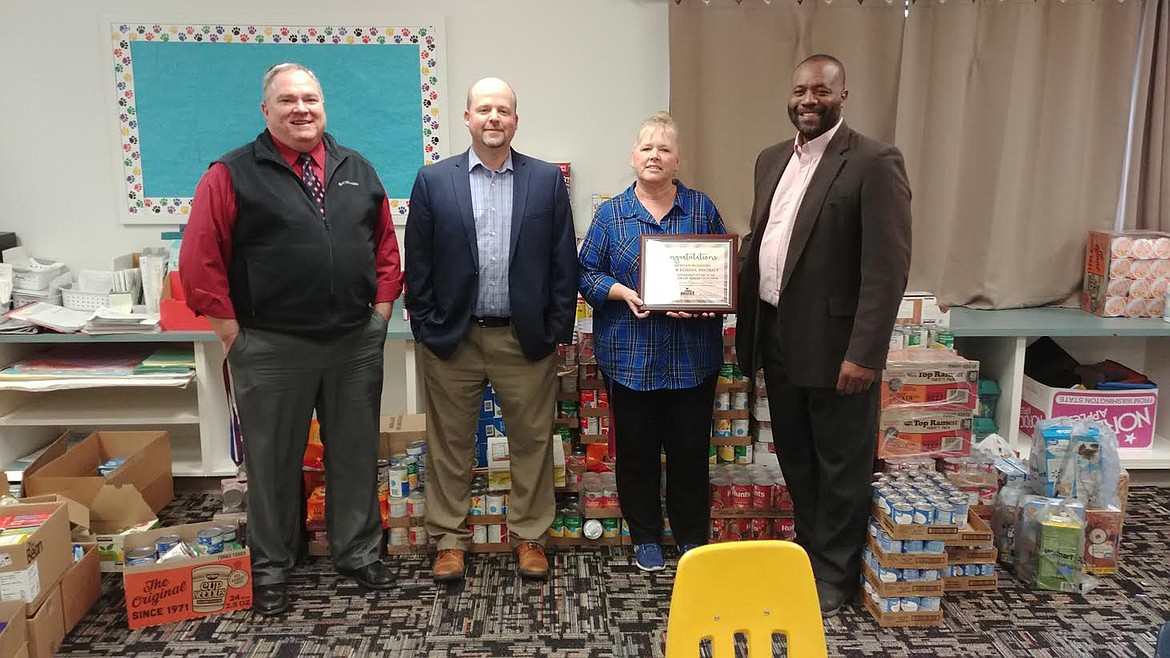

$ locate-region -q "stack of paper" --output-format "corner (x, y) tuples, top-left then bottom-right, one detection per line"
(5, 302), (90, 333)
(83, 308), (160, 335)
(133, 346), (195, 374)
(0, 316), (37, 335)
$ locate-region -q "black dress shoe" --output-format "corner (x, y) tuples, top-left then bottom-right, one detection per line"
(253, 584), (289, 616)
(815, 580), (849, 618)
(338, 560), (394, 590)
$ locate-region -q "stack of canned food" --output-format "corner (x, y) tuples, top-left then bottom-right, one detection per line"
(947, 562), (997, 578)
(548, 494), (584, 540)
(861, 578), (943, 615)
(872, 470), (969, 527)
(582, 472), (618, 512)
(124, 524), (244, 567)
(889, 324), (954, 351)
(710, 463), (790, 511)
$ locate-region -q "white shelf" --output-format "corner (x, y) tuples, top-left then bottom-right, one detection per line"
(0, 387), (199, 426)
(1014, 433), (1170, 470)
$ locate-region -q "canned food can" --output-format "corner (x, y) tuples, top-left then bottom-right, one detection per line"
(978, 487), (997, 506)
(884, 495), (906, 517)
(601, 517), (620, 538)
(714, 392), (731, 411)
(410, 526), (429, 546)
(377, 458), (390, 493)
(980, 563), (996, 577)
(912, 499), (934, 525)
(390, 527), (409, 546)
(731, 391), (749, 410)
(948, 496), (970, 522)
(388, 466), (409, 499)
(548, 514), (565, 538)
(732, 419), (750, 437)
(486, 494), (505, 516)
(924, 539), (946, 554)
(155, 534), (181, 556)
(920, 569), (940, 581)
(196, 528), (224, 554)
(934, 503), (956, 525)
(868, 518), (879, 538)
(729, 477), (753, 509)
(900, 597), (921, 612)
(408, 491), (426, 518)
(876, 530), (902, 554)
(487, 524), (506, 544)
(891, 503), (914, 525)
(774, 518), (795, 540)
(734, 445), (752, 464)
(125, 547), (157, 567)
(919, 596), (942, 612)
(902, 568), (921, 582)
(879, 597), (901, 613)
(713, 418), (733, 438)
(719, 364), (735, 383)
(217, 526), (238, 545)
(903, 539), (924, 553)
(964, 564), (982, 577)
(877, 565), (900, 583)
(751, 477), (772, 509)
(471, 524), (488, 544)
(564, 514), (583, 539)
(469, 491), (487, 515)
(949, 564), (965, 577)
(404, 456), (419, 490)
(389, 499), (408, 518)
(407, 441), (426, 458)
(716, 444), (735, 463)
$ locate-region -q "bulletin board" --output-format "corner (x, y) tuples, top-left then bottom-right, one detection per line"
(110, 23), (445, 224)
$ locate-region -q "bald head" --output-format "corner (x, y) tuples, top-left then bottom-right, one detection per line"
(466, 77), (517, 112)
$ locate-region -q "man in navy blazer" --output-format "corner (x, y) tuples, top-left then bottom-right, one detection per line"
(404, 77), (576, 583)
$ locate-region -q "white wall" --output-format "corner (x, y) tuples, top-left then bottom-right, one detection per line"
(0, 0), (670, 270)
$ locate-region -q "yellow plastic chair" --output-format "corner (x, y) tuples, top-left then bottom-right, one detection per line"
(665, 540), (827, 658)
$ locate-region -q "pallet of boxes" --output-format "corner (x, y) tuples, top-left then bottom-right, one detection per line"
(21, 430), (249, 636)
(863, 342), (988, 627)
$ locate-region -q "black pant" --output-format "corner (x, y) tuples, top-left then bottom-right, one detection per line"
(760, 306), (878, 591)
(609, 375), (717, 546)
(229, 312), (387, 586)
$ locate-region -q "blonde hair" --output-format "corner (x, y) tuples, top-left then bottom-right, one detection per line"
(635, 111), (679, 147)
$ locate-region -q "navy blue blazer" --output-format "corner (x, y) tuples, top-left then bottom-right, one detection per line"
(403, 149), (577, 361)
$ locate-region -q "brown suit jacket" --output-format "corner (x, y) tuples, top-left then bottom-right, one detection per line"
(736, 122), (912, 388)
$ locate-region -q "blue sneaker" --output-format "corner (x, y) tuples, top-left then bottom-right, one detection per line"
(634, 543), (666, 572)
(678, 543), (702, 556)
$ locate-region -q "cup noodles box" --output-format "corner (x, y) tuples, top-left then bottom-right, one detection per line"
(1081, 229), (1170, 317)
(1019, 375), (1157, 450)
(122, 521), (251, 629)
(882, 350), (978, 412)
(877, 410), (972, 459)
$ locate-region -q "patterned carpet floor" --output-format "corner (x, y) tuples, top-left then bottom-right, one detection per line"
(56, 487), (1170, 657)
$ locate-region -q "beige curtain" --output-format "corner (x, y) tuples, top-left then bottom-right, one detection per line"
(898, 0), (1143, 308)
(670, 0), (1148, 308)
(668, 0), (906, 238)
(1129, 0), (1170, 232)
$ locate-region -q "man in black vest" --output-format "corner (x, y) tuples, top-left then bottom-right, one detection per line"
(180, 63), (403, 616)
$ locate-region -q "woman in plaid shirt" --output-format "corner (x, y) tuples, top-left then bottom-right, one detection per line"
(578, 112), (726, 572)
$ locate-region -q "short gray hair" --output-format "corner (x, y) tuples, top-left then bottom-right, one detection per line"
(262, 63), (323, 102)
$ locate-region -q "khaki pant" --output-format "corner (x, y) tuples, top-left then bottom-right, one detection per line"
(420, 325), (557, 550)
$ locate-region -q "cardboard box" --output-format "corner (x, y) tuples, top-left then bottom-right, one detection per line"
(861, 562), (945, 597)
(1083, 507), (1123, 575)
(877, 410), (972, 459)
(881, 352), (978, 412)
(12, 644), (28, 658)
(60, 543), (101, 633)
(0, 600), (27, 658)
(90, 519), (161, 574)
(23, 431), (175, 519)
(1018, 376), (1158, 450)
(1080, 230), (1170, 317)
(378, 415), (426, 458)
(861, 593), (944, 628)
(895, 293), (949, 326)
(942, 575), (998, 592)
(24, 584), (63, 658)
(0, 502), (72, 612)
(122, 521), (252, 629)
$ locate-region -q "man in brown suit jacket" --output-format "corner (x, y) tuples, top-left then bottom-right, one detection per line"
(736, 54), (912, 617)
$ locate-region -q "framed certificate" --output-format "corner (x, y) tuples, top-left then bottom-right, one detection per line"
(638, 234), (738, 313)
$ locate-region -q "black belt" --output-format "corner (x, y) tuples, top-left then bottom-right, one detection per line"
(471, 316), (511, 328)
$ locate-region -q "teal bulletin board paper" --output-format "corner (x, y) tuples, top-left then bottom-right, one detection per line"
(112, 24), (444, 224)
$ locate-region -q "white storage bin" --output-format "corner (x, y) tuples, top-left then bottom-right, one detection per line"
(11, 258), (66, 291)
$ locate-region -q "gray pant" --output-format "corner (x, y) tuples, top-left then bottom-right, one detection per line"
(228, 311), (387, 586)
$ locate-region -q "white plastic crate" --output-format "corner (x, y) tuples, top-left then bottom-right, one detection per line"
(12, 288), (61, 307)
(11, 258), (66, 291)
(59, 282), (141, 312)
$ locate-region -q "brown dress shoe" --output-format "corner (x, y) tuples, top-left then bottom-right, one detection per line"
(515, 541), (549, 580)
(433, 549), (466, 582)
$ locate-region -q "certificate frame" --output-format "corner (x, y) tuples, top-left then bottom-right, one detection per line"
(638, 234), (738, 313)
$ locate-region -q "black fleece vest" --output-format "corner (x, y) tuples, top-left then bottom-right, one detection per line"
(218, 131), (386, 337)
